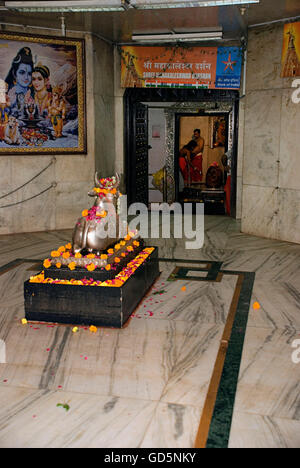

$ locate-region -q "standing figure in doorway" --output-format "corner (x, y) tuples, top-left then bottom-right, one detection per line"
(179, 140), (197, 186)
(190, 128), (204, 182)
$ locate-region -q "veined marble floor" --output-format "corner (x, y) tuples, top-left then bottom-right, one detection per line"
(0, 216), (299, 448)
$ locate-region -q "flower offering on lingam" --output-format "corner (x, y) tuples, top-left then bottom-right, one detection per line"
(72, 172), (124, 255)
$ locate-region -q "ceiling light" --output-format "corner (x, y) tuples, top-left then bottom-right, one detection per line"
(132, 31), (223, 43)
(4, 0), (131, 12)
(132, 0), (260, 8)
(4, 0), (260, 12)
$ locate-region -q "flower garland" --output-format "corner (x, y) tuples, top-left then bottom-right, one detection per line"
(42, 232), (139, 272)
(31, 248), (155, 288)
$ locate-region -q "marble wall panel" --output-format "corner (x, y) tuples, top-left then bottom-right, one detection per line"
(0, 159), (13, 234)
(237, 99), (245, 178)
(94, 94), (116, 176)
(114, 96), (125, 177)
(278, 89), (300, 191)
(93, 38), (115, 97)
(277, 188), (300, 245)
(11, 181), (56, 233)
(243, 89), (282, 188)
(242, 24), (300, 244)
(54, 181), (93, 230)
(0, 159), (11, 198)
(246, 25), (284, 92)
(241, 185), (278, 240)
(236, 175), (242, 220)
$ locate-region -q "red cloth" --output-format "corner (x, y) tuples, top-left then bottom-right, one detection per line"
(224, 175), (231, 215)
(179, 153), (203, 183)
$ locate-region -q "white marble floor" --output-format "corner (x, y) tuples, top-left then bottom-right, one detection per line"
(0, 217), (299, 448)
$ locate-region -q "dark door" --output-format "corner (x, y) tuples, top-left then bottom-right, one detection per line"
(126, 101), (149, 206)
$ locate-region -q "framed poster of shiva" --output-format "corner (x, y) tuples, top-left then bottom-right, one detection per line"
(0, 31), (86, 154)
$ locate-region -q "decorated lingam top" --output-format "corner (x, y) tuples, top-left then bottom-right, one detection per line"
(72, 172), (125, 255)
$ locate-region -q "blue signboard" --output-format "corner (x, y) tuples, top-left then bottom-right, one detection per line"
(215, 47), (243, 89)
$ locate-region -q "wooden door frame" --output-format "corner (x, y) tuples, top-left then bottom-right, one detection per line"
(124, 88), (239, 217)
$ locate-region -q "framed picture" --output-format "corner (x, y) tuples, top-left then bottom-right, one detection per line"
(0, 31), (86, 154)
(210, 116), (226, 149)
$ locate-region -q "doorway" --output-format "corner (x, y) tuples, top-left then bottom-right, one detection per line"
(175, 112), (229, 215)
(124, 88), (239, 217)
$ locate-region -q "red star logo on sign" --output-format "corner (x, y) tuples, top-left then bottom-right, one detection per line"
(222, 53), (237, 72)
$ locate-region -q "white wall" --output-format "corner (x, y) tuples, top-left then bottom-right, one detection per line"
(240, 24), (300, 244)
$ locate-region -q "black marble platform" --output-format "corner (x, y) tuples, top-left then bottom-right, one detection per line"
(24, 247), (159, 328)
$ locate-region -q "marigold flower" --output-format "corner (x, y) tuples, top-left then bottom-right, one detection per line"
(57, 246), (65, 253)
(114, 244), (121, 250)
(43, 259), (51, 269)
(82, 209), (89, 217)
(97, 210), (107, 218)
(51, 250), (60, 258)
(21, 318), (28, 325)
(63, 252), (70, 259)
(75, 252), (82, 258)
(56, 262), (62, 269)
(72, 327), (78, 333)
(114, 279), (123, 287)
(87, 263), (96, 271)
(86, 253), (95, 259)
(68, 262), (76, 271)
(101, 254), (108, 260)
(107, 248), (114, 254)
(89, 325), (97, 333)
(105, 264), (111, 271)
(115, 257), (120, 263)
(65, 243), (72, 250)
(29, 272), (45, 283)
(99, 188), (108, 195)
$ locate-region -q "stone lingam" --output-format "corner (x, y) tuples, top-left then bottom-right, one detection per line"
(24, 173), (159, 328)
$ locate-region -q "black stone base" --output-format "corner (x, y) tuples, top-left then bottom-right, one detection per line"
(24, 247), (160, 328)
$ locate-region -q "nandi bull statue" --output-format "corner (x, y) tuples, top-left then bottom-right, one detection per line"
(72, 172), (124, 255)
